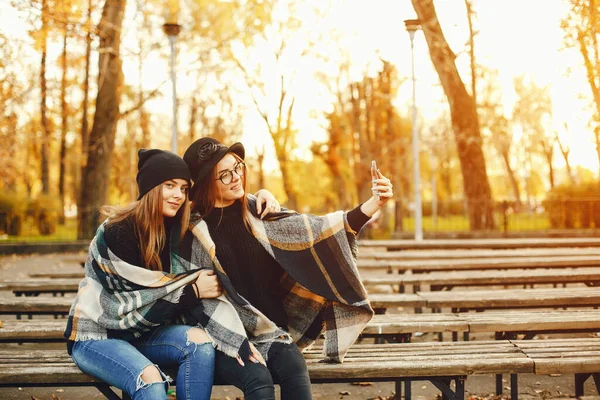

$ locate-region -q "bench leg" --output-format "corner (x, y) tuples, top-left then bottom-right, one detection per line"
(405, 379), (411, 400)
(592, 372), (600, 394)
(575, 372), (591, 397)
(394, 380), (403, 400)
(95, 383), (123, 400)
(455, 377), (465, 399)
(432, 377), (462, 400)
(510, 373), (518, 400)
(496, 374), (503, 395)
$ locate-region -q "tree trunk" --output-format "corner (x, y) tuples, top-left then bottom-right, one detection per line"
(465, 0), (477, 110)
(555, 130), (575, 184)
(78, 0), (126, 240)
(59, 28), (69, 224)
(77, 0), (93, 219)
(412, 0), (495, 230)
(40, 0), (50, 195)
(501, 150), (521, 207)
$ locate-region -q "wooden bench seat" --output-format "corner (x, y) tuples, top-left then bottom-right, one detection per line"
(11, 267), (600, 298)
(0, 297), (72, 318)
(0, 279), (80, 296)
(369, 287), (600, 313)
(0, 341), (532, 400)
(360, 247), (600, 261)
(28, 272), (83, 279)
(358, 255), (600, 273)
(358, 238), (600, 250)
(362, 267), (600, 291)
(3, 309), (600, 345)
(514, 338), (600, 398)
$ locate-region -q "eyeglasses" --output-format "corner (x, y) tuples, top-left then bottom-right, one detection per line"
(216, 162), (246, 185)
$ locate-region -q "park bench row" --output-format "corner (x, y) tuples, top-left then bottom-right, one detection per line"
(4, 309), (600, 344)
(3, 286), (600, 317)
(358, 237), (600, 250)
(3, 338), (600, 399)
(360, 246), (600, 260)
(11, 263), (600, 297)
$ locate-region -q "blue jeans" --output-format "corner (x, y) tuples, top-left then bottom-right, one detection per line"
(71, 325), (215, 400)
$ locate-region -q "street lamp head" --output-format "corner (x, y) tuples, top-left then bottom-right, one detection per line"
(404, 18), (421, 32)
(163, 22), (182, 37)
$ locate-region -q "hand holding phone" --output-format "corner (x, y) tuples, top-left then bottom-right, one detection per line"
(371, 160), (379, 199)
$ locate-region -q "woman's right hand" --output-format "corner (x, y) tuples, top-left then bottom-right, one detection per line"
(193, 269), (222, 298)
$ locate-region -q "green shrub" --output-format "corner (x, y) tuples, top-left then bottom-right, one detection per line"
(544, 182), (600, 228)
(0, 193), (27, 235)
(29, 195), (60, 236)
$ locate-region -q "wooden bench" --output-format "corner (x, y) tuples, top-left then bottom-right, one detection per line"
(360, 247), (600, 261)
(0, 297), (72, 319)
(11, 266), (600, 297)
(362, 267), (600, 292)
(0, 341), (533, 400)
(358, 255), (600, 273)
(363, 310), (600, 342)
(369, 286), (600, 314)
(359, 238), (600, 250)
(0, 279), (80, 297)
(4, 309), (600, 345)
(28, 272), (83, 279)
(514, 338), (600, 398)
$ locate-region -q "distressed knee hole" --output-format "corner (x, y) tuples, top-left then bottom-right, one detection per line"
(138, 365), (167, 389)
(186, 327), (212, 345)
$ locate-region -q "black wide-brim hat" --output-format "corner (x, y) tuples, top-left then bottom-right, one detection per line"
(183, 137), (245, 185)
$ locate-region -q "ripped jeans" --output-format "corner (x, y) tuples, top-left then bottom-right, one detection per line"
(71, 325), (215, 400)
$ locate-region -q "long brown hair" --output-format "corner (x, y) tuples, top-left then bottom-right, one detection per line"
(190, 153), (249, 223)
(101, 184), (191, 271)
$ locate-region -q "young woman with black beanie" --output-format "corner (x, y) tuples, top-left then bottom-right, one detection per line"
(64, 148), (280, 400)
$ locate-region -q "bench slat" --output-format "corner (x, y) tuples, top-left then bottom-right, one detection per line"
(358, 256), (600, 272)
(361, 247), (600, 260)
(362, 268), (600, 287)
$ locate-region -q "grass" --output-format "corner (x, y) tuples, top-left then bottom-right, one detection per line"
(0, 218), (78, 242)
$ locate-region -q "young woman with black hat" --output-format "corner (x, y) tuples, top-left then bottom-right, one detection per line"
(180, 137), (393, 400)
(64, 148), (280, 400)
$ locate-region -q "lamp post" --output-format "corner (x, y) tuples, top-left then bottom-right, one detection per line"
(163, 2), (181, 153)
(404, 18), (423, 241)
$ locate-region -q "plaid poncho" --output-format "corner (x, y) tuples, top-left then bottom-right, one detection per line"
(64, 220), (203, 344)
(65, 196), (373, 363)
(179, 196), (374, 363)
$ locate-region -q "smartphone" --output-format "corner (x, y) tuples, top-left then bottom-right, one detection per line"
(371, 160), (379, 198)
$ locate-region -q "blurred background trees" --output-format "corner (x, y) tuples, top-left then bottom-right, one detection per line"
(1, 0), (600, 240)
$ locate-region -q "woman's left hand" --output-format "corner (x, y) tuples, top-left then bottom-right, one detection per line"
(255, 189), (281, 219)
(249, 342), (267, 366)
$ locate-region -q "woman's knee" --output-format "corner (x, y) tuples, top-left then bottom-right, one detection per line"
(185, 327), (215, 360)
(186, 327), (212, 345)
(244, 364), (275, 395)
(140, 365), (163, 384)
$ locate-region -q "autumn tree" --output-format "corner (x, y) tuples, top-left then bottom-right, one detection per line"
(478, 68), (521, 206)
(411, 0), (495, 230)
(562, 0), (600, 174)
(314, 61), (410, 235)
(78, 0), (126, 239)
(512, 76), (554, 193)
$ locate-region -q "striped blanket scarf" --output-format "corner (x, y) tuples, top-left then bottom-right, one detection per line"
(65, 196), (373, 363)
(179, 196), (373, 362)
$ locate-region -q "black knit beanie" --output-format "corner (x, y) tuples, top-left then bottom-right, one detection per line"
(136, 149), (191, 200)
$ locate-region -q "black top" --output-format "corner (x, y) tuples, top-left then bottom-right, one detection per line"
(103, 216), (197, 309)
(203, 201), (371, 330)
